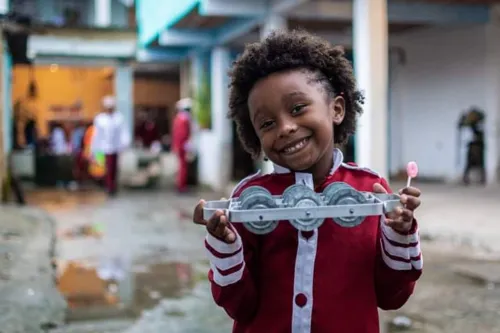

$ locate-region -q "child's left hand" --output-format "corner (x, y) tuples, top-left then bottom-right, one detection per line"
(373, 183), (421, 233)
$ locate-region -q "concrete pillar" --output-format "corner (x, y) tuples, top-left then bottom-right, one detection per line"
(259, 14), (287, 174)
(114, 64), (134, 145)
(484, 7), (500, 185)
(388, 50), (404, 177)
(95, 0), (112, 27)
(0, 0), (8, 14)
(0, 36), (7, 196)
(260, 14), (288, 40)
(209, 47), (232, 191)
(189, 52), (203, 159)
(0, 0), (11, 191)
(353, 0), (389, 179)
(2, 42), (11, 156)
(190, 53), (203, 94)
(179, 60), (191, 99)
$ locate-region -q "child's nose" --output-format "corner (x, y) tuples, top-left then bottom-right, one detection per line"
(278, 119), (298, 138)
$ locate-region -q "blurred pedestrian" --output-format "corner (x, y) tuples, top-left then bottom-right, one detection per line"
(172, 98), (192, 193)
(135, 112), (161, 149)
(90, 96), (130, 196)
(458, 107), (486, 185)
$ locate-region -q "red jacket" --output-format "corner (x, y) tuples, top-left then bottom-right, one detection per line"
(204, 149), (422, 333)
(171, 111), (191, 154)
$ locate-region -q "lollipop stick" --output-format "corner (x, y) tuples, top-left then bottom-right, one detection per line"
(406, 161), (418, 188)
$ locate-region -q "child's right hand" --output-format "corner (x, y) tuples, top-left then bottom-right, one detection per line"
(193, 199), (237, 244)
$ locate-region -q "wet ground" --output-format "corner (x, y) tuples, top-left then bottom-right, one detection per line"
(23, 182), (500, 333)
(26, 186), (232, 333)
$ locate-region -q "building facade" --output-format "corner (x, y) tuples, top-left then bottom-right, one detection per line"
(136, 0), (500, 191)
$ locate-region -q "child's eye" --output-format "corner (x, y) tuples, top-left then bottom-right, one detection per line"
(260, 120), (275, 130)
(291, 104), (306, 114)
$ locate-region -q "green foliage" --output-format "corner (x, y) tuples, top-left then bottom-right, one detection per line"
(193, 72), (211, 129)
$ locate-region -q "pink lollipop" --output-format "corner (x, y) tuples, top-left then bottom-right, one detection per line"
(406, 161), (418, 187)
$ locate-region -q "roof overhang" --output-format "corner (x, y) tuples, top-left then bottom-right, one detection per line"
(28, 30), (137, 59)
(137, 0), (493, 64)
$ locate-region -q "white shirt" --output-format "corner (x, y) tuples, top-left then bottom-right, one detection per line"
(51, 127), (69, 155)
(90, 111), (130, 154)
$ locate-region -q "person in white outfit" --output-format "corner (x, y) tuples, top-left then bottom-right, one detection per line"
(90, 96), (130, 196)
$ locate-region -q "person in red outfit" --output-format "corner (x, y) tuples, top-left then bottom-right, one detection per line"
(171, 98), (193, 192)
(134, 110), (161, 149)
(193, 30), (423, 333)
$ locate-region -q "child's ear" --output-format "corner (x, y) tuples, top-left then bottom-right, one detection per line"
(330, 95), (345, 125)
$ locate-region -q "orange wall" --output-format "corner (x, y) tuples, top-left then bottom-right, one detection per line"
(12, 65), (113, 136)
(134, 78), (180, 127)
(12, 66), (180, 138)
(134, 78), (180, 107)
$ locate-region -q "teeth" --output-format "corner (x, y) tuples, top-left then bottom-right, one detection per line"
(283, 138), (308, 154)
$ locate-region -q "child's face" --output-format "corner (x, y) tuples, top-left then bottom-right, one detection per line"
(248, 69), (345, 173)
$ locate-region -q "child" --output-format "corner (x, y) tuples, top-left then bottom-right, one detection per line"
(193, 30), (423, 333)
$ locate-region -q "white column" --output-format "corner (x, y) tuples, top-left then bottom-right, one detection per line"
(114, 65), (134, 144)
(0, 38), (6, 189)
(259, 14), (287, 174)
(260, 14), (288, 40)
(484, 7), (500, 185)
(179, 60), (190, 99)
(353, 0), (389, 179)
(190, 53), (203, 94)
(95, 0), (112, 27)
(0, 0), (8, 14)
(188, 52), (203, 186)
(2, 41), (11, 156)
(210, 47), (233, 191)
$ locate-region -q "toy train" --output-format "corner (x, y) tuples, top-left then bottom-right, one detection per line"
(203, 182), (402, 234)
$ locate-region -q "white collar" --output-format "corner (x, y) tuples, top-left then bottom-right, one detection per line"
(272, 148), (344, 175)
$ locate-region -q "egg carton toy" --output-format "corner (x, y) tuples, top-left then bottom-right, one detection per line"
(203, 162), (418, 235)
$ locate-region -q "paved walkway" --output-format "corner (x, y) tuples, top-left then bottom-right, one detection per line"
(408, 182), (500, 256)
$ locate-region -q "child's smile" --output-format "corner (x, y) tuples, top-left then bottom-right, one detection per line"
(277, 136), (311, 156)
(248, 69), (345, 181)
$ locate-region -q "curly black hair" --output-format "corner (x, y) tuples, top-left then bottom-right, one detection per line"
(228, 29), (364, 158)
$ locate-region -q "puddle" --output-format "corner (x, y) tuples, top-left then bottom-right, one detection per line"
(58, 224), (104, 239)
(129, 262), (194, 317)
(56, 259), (195, 321)
(57, 261), (119, 310)
(25, 189), (107, 212)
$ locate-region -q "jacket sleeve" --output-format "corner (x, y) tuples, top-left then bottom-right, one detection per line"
(374, 177), (423, 310)
(204, 203), (260, 323)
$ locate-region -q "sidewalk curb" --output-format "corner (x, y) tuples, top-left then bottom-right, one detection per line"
(0, 205), (67, 333)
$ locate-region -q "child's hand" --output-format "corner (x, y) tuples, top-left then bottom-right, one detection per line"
(193, 199), (237, 243)
(373, 183), (421, 233)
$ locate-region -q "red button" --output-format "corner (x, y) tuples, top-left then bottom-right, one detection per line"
(295, 293), (307, 307)
(301, 231), (314, 240)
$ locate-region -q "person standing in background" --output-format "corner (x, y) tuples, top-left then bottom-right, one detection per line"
(458, 107), (486, 185)
(90, 96), (130, 196)
(172, 98), (192, 193)
(24, 118), (38, 148)
(134, 111), (161, 149)
(51, 122), (69, 155)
